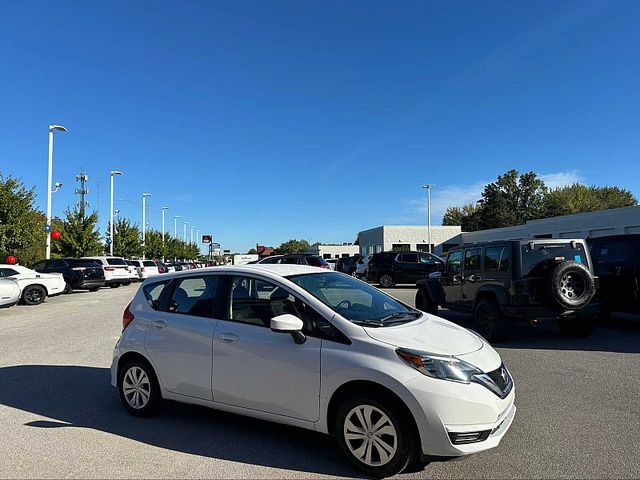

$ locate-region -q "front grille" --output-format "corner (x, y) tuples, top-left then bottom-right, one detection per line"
(472, 363), (513, 399)
(486, 364), (511, 392)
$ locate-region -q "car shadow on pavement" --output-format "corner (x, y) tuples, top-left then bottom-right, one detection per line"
(436, 310), (640, 354)
(0, 365), (361, 477)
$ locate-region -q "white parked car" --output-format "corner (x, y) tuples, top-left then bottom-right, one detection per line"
(82, 256), (131, 288)
(355, 253), (373, 278)
(124, 261), (141, 282)
(127, 260), (160, 280)
(0, 264), (65, 305)
(112, 265), (515, 477)
(0, 278), (21, 308)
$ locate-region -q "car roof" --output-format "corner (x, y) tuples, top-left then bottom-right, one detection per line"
(164, 264), (324, 279)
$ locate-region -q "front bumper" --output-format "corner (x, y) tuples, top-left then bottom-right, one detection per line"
(404, 374), (516, 457)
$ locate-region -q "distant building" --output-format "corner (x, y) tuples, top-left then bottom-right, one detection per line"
(357, 226), (462, 255)
(303, 243), (360, 259)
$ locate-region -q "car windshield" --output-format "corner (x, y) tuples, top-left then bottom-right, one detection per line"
(287, 272), (421, 327)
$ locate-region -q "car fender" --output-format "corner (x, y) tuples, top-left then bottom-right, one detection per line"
(474, 284), (510, 308)
(416, 278), (445, 304)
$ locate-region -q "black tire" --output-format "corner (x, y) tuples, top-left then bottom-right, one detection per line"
(109, 283), (120, 288)
(89, 287), (101, 292)
(557, 316), (595, 338)
(123, 280), (131, 286)
(378, 273), (395, 288)
(21, 285), (47, 305)
(474, 299), (511, 342)
(335, 394), (418, 477)
(118, 358), (162, 417)
(415, 289), (437, 315)
(64, 282), (73, 294)
(547, 261), (596, 311)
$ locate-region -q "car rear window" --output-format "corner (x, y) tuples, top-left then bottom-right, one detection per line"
(68, 259), (101, 267)
(106, 258), (127, 266)
(306, 256), (328, 267)
(521, 243), (589, 275)
(143, 261), (156, 267)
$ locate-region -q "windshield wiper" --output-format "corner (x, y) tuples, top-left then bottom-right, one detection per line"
(350, 319), (385, 328)
(378, 311), (422, 325)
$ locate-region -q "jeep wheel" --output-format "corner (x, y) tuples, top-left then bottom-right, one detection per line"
(415, 289), (437, 315)
(548, 261), (596, 311)
(474, 299), (511, 342)
(557, 317), (595, 338)
(379, 273), (395, 288)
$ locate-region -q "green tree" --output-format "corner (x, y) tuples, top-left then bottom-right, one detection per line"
(247, 248), (257, 254)
(275, 239), (310, 254)
(0, 173), (43, 263)
(183, 243), (200, 260)
(52, 207), (103, 257)
(477, 169), (547, 229)
(543, 184), (637, 218)
(442, 203), (482, 231)
(144, 230), (167, 260)
(110, 218), (142, 258)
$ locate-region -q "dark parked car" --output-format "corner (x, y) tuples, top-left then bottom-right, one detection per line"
(588, 234), (640, 315)
(366, 251), (444, 287)
(257, 254), (330, 268)
(336, 255), (362, 276)
(31, 258), (106, 292)
(415, 239), (599, 341)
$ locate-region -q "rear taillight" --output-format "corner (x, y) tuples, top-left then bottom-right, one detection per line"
(140, 267), (145, 272)
(104, 267), (115, 271)
(122, 302), (135, 330)
(320, 264), (329, 269)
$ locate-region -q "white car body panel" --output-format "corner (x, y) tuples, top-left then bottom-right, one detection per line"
(0, 278), (21, 307)
(355, 254), (373, 276)
(0, 264), (65, 297)
(112, 264), (515, 461)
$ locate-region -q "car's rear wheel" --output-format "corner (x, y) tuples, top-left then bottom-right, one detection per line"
(378, 273), (395, 288)
(335, 395), (417, 477)
(22, 285), (46, 305)
(89, 286), (101, 292)
(474, 299), (511, 342)
(415, 289), (437, 315)
(118, 359), (161, 417)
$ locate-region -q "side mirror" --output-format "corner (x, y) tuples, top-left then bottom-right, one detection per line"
(270, 314), (306, 344)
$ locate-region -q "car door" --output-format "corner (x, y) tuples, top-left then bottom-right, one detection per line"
(395, 253), (419, 283)
(461, 248), (482, 311)
(441, 250), (463, 306)
(144, 275), (222, 401)
(212, 275), (321, 422)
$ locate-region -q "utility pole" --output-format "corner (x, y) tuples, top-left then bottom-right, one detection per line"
(75, 170), (89, 217)
(422, 184), (434, 253)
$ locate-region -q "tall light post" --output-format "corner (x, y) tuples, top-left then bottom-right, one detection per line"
(161, 206), (169, 261)
(422, 184), (434, 253)
(109, 171), (124, 255)
(190, 225), (196, 244)
(183, 221), (189, 242)
(174, 215), (180, 239)
(142, 193), (151, 259)
(45, 125), (67, 259)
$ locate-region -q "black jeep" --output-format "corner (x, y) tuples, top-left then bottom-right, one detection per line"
(415, 239), (599, 341)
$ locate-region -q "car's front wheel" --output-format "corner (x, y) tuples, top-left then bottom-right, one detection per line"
(118, 359), (161, 417)
(335, 395), (417, 477)
(22, 285), (46, 305)
(378, 273), (395, 288)
(415, 289), (438, 315)
(474, 299), (511, 342)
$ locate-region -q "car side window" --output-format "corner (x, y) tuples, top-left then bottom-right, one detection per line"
(0, 268), (19, 277)
(32, 261), (47, 271)
(400, 253), (418, 263)
(464, 248), (481, 272)
(418, 253), (435, 264)
(597, 241), (630, 264)
(485, 246), (510, 272)
(446, 251), (463, 274)
(281, 257), (299, 264)
(143, 280), (171, 309)
(229, 276), (304, 327)
(168, 275), (219, 318)
(49, 259), (66, 269)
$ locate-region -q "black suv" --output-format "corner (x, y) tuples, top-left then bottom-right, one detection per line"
(415, 239), (599, 341)
(366, 251), (444, 287)
(257, 254), (330, 268)
(31, 258), (106, 292)
(588, 234), (640, 315)
(336, 255), (361, 276)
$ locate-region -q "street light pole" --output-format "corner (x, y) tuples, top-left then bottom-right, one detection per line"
(190, 225), (196, 244)
(142, 193), (151, 260)
(183, 222), (189, 242)
(174, 215), (180, 239)
(161, 206), (169, 262)
(422, 184), (434, 253)
(109, 171), (123, 256)
(46, 125), (67, 259)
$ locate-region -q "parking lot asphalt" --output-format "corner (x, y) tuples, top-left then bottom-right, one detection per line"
(0, 284), (639, 479)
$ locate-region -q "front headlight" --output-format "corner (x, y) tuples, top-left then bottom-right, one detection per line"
(396, 348), (481, 384)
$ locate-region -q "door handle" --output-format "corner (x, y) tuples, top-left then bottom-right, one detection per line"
(218, 332), (240, 342)
(150, 320), (167, 329)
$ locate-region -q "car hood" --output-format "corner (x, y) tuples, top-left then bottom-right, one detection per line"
(364, 314), (484, 356)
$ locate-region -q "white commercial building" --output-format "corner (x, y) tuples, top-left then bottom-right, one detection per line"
(456, 206), (640, 245)
(357, 226), (462, 256)
(303, 244), (360, 259)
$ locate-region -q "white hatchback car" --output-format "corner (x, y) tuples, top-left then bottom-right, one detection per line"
(0, 278), (21, 308)
(0, 264), (66, 305)
(112, 265), (515, 477)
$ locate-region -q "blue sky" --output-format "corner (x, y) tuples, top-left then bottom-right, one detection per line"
(1, 1), (639, 253)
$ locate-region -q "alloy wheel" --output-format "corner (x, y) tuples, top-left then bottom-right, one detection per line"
(122, 366), (151, 409)
(343, 404), (398, 467)
(26, 288), (44, 304)
(560, 273), (585, 300)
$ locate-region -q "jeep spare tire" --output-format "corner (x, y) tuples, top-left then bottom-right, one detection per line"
(547, 261), (595, 310)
